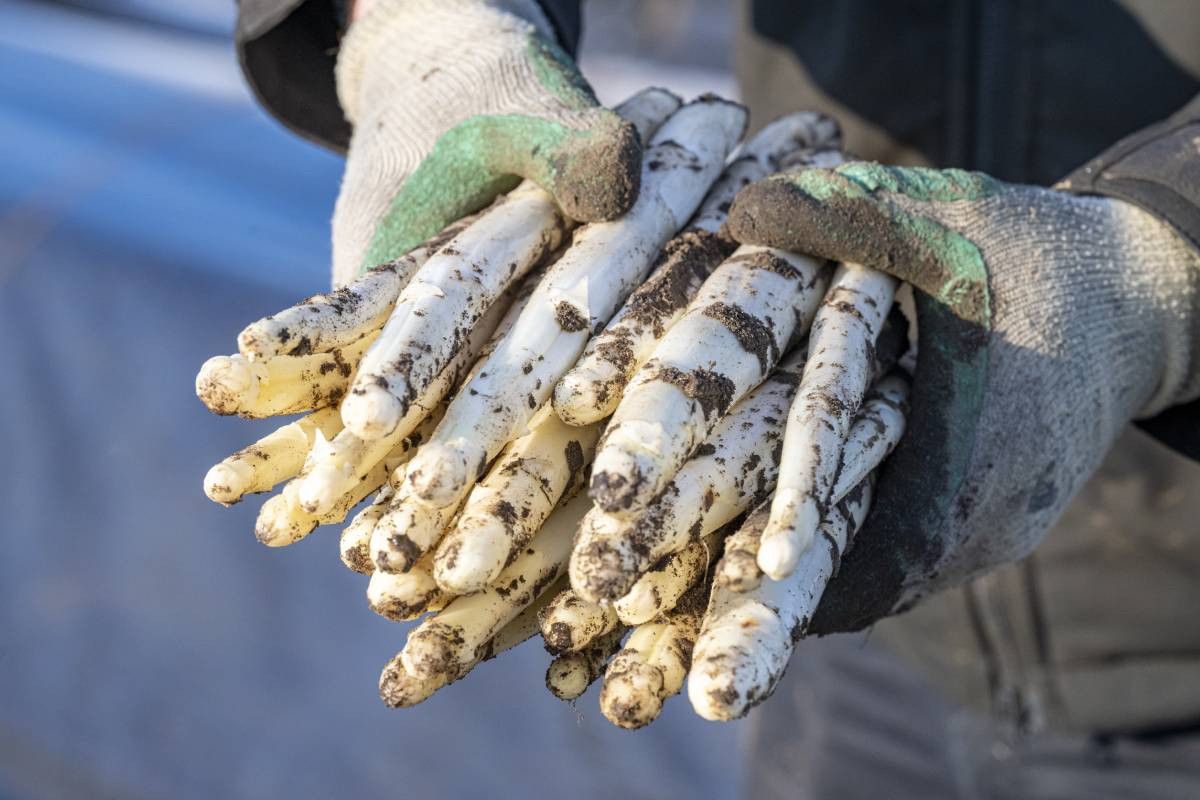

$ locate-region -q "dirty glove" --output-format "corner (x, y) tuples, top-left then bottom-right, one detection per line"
(332, 0), (641, 284)
(726, 162), (1200, 631)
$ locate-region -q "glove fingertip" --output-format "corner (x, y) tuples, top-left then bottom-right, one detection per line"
(724, 170), (881, 264)
(552, 116), (643, 222)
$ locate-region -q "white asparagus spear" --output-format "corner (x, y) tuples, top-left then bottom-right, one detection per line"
(339, 182), (567, 440)
(237, 214), (479, 360)
(366, 552), (448, 622)
(545, 627), (625, 702)
(550, 113), (837, 427)
(293, 274), (518, 516)
(599, 581), (708, 729)
(355, 273), (548, 572)
(378, 576), (565, 708)
(538, 587), (620, 655)
(758, 265), (896, 580)
(829, 373), (909, 501)
(196, 331), (377, 418)
(688, 480), (874, 721)
(362, 259), (547, 559)
(340, 89), (680, 441)
(369, 474), (465, 574)
(589, 245), (829, 516)
(203, 408), (342, 505)
(569, 349), (805, 603)
(431, 413), (599, 594)
(550, 230), (732, 427)
(714, 499), (772, 593)
(613, 527), (722, 626)
(404, 97), (748, 509)
(716, 372), (910, 592)
(400, 492), (591, 681)
(254, 447), (402, 547)
(340, 481), (394, 574)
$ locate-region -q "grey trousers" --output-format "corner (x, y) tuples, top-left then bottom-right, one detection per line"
(745, 635), (1200, 800)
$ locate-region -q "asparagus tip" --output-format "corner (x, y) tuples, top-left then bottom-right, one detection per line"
(339, 533), (374, 575)
(406, 442), (478, 508)
(545, 656), (592, 701)
(196, 355), (257, 414)
(379, 655), (445, 708)
(552, 369), (612, 427)
(757, 516), (816, 581)
(203, 461), (248, 504)
(401, 624), (461, 681)
(600, 657), (666, 729)
(686, 666), (744, 722)
(341, 384), (403, 441)
(716, 551), (762, 593)
(431, 522), (508, 596)
(569, 538), (640, 605)
(366, 570), (437, 621)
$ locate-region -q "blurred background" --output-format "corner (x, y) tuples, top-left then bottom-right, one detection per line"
(0, 1), (750, 797)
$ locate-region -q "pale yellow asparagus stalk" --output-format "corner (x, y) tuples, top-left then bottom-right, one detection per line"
(713, 499), (771, 593)
(369, 476), (464, 573)
(237, 213), (480, 360)
(613, 527), (722, 626)
(758, 265), (896, 579)
(545, 627), (625, 702)
(431, 413), (600, 594)
(340, 481), (395, 574)
(357, 272), (543, 572)
(600, 581), (708, 729)
(689, 481), (874, 721)
(589, 244), (829, 516)
(203, 408), (342, 505)
(366, 551), (448, 622)
(570, 349), (806, 603)
(196, 330), (378, 418)
(400, 493), (591, 681)
(716, 372), (909, 592)
(378, 576), (566, 708)
(294, 275), (516, 517)
(254, 438), (413, 547)
(538, 586), (620, 655)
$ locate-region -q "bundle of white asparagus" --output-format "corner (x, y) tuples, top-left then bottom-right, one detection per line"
(196, 88), (915, 727)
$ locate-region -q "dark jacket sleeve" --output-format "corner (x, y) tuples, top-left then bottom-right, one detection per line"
(1060, 93), (1200, 461)
(234, 0), (584, 154)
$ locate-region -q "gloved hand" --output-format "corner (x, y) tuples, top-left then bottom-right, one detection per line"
(331, 0), (641, 284)
(725, 163), (1200, 631)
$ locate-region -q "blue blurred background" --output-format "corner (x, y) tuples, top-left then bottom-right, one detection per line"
(0, 1), (748, 797)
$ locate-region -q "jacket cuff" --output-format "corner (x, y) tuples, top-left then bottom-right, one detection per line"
(1058, 94), (1200, 461)
(1058, 93), (1200, 251)
(236, 0), (352, 153)
(534, 0), (582, 55)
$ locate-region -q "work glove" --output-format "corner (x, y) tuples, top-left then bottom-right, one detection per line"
(332, 0), (641, 284)
(725, 163), (1200, 632)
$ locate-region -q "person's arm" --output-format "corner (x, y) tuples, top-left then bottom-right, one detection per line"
(235, 0), (349, 151)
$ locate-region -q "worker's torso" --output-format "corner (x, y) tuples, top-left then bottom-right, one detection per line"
(736, 0), (1200, 734)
